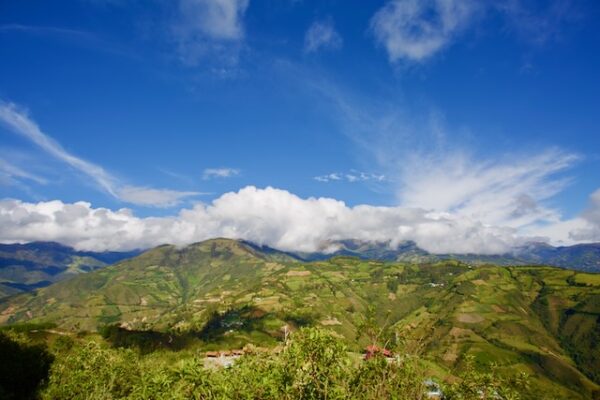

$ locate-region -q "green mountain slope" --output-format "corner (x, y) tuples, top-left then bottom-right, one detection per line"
(0, 242), (140, 298)
(1, 239), (599, 399)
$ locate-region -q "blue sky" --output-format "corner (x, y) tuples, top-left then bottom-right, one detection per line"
(0, 0), (599, 252)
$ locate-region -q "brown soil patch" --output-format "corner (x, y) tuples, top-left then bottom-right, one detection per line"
(456, 313), (484, 323)
(449, 326), (473, 338)
(265, 262), (284, 271)
(491, 304), (505, 313)
(0, 306), (15, 324)
(320, 318), (342, 326)
(400, 322), (418, 332)
(443, 343), (459, 362)
(287, 270), (311, 277)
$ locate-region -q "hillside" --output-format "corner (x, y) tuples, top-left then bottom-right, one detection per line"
(1, 238), (599, 399)
(0, 242), (140, 298)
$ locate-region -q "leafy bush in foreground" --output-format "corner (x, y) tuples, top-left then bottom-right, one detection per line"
(42, 341), (140, 399)
(38, 327), (530, 400)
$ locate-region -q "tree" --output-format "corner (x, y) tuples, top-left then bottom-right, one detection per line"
(280, 327), (350, 400)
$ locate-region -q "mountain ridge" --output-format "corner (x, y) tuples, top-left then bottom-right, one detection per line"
(0, 241), (141, 298)
(295, 239), (600, 272)
(1, 238), (598, 300)
(1, 238), (599, 399)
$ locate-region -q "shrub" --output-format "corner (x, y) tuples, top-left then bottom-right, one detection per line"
(280, 327), (350, 400)
(444, 355), (530, 400)
(349, 355), (426, 399)
(42, 341), (140, 399)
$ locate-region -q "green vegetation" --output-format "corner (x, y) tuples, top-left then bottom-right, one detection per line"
(1, 238), (599, 398)
(1, 326), (537, 400)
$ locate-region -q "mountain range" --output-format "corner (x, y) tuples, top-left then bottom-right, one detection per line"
(276, 239), (600, 273)
(1, 238), (599, 399)
(1, 239), (599, 299)
(0, 242), (140, 298)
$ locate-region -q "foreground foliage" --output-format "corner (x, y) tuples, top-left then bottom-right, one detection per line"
(0, 327), (541, 400)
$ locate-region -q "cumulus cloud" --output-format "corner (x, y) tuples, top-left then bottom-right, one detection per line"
(314, 171), (385, 183)
(173, 0), (249, 65)
(304, 19), (343, 53)
(0, 186), (522, 254)
(203, 167), (240, 179)
(370, 0), (477, 62)
(0, 101), (199, 207)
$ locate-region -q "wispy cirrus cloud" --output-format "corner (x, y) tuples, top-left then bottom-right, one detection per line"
(370, 0), (478, 62)
(117, 186), (200, 208)
(314, 171), (385, 183)
(0, 23), (135, 58)
(203, 167), (240, 179)
(0, 101), (199, 207)
(369, 0), (580, 64)
(289, 64), (585, 245)
(304, 19), (343, 54)
(178, 0), (249, 41)
(397, 148), (578, 230)
(0, 24), (94, 38)
(172, 0), (250, 66)
(0, 158), (47, 186)
(495, 0), (582, 46)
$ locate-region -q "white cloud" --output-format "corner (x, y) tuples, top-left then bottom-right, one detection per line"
(314, 173), (342, 183)
(397, 149), (577, 229)
(117, 186), (200, 208)
(298, 70), (582, 244)
(314, 171), (385, 183)
(173, 0), (249, 65)
(568, 189), (600, 242)
(0, 158), (47, 186)
(304, 19), (343, 53)
(271, 59), (595, 250)
(370, 0), (478, 62)
(0, 101), (199, 207)
(0, 186), (522, 254)
(0, 102), (117, 196)
(203, 167), (240, 179)
(178, 0), (249, 41)
(369, 0), (580, 63)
